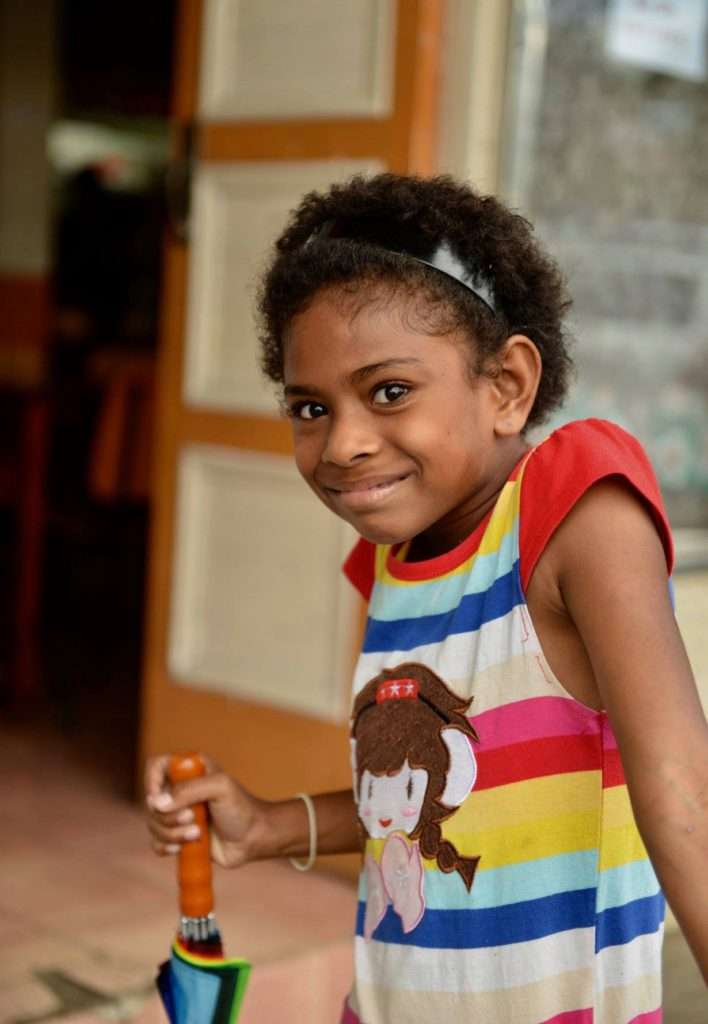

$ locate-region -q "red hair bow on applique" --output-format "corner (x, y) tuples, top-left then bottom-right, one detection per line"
(376, 678), (419, 703)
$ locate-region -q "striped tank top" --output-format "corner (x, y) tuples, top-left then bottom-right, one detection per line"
(341, 419), (673, 1024)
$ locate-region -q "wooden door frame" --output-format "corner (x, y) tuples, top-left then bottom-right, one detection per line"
(139, 0), (446, 844)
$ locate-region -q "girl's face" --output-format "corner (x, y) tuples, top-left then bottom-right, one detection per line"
(283, 288), (524, 555)
(358, 760), (429, 838)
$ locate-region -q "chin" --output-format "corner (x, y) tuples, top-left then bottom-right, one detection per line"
(347, 509), (426, 546)
(354, 523), (415, 546)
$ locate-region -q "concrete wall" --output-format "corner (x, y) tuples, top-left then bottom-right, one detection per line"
(675, 570), (708, 713)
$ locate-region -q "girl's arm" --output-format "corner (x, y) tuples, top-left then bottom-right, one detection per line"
(545, 479), (708, 983)
(145, 755), (361, 868)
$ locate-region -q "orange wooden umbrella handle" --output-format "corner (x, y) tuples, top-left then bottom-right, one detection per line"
(168, 753), (214, 919)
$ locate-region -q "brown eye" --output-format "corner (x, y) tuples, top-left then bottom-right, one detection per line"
(406, 775), (413, 800)
(291, 400), (327, 420)
(372, 383), (409, 405)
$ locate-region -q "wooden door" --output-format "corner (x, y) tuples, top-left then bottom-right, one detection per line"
(139, 0), (444, 864)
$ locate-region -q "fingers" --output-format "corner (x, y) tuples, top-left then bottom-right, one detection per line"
(144, 754), (223, 807)
(145, 753), (198, 854)
(148, 816), (202, 855)
(146, 771), (231, 816)
(144, 754), (231, 857)
(146, 792), (204, 854)
(144, 753), (171, 801)
(170, 772), (233, 808)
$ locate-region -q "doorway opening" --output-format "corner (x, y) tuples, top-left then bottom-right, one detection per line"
(0, 0), (176, 797)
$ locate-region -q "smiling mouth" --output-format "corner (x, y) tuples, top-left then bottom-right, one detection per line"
(379, 818), (392, 828)
(325, 474), (411, 510)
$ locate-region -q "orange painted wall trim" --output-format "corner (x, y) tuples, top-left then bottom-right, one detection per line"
(0, 273), (51, 388)
(200, 119), (391, 162)
(0, 274), (50, 349)
(139, 0), (203, 780)
(170, 0), (203, 122)
(389, 0), (444, 174)
(177, 408), (293, 454)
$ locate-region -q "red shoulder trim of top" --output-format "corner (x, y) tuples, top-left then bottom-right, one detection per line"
(519, 419), (674, 593)
(342, 538), (376, 601)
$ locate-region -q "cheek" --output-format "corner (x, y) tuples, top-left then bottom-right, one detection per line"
(293, 439), (318, 480)
(402, 806), (418, 818)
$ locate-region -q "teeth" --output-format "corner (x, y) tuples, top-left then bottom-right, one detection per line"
(328, 474), (408, 496)
(349, 477), (403, 493)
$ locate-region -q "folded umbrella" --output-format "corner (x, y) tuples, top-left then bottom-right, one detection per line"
(157, 754), (251, 1023)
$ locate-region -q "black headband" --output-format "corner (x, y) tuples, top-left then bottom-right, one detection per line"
(307, 219), (496, 315)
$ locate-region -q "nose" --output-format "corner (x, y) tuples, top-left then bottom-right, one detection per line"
(321, 410), (380, 466)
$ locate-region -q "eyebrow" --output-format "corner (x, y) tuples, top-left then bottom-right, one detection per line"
(350, 357), (423, 384)
(283, 357), (424, 398)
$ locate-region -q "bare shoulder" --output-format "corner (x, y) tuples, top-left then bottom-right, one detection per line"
(538, 478), (706, 773)
(526, 477), (669, 709)
(547, 475), (669, 582)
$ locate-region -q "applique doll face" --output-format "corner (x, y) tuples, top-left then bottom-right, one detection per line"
(351, 662), (480, 892)
(358, 759), (429, 838)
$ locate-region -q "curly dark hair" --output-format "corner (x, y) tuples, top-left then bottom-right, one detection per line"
(257, 173), (573, 427)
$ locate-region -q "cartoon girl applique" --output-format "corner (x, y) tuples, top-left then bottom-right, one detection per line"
(350, 663), (480, 941)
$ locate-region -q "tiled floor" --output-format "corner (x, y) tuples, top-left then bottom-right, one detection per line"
(0, 721), (704, 1024)
(0, 721), (356, 1024)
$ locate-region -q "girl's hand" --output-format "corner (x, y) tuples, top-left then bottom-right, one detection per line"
(144, 754), (270, 869)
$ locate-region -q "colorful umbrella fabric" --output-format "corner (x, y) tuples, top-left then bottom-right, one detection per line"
(156, 754), (251, 1024)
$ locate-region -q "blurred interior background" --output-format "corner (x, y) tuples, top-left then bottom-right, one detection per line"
(1, 0), (175, 792)
(0, 1), (706, 1021)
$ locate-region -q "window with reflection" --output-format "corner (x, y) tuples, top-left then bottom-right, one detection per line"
(502, 0), (708, 528)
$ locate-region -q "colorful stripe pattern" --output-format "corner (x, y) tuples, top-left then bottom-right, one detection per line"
(345, 446), (664, 1023)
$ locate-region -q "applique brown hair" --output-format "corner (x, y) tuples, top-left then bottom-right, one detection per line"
(351, 662), (480, 891)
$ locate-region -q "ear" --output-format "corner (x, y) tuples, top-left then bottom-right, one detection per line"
(489, 334), (541, 437)
(439, 729), (477, 808)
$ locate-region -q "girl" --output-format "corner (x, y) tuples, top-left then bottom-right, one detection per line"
(146, 174), (708, 1022)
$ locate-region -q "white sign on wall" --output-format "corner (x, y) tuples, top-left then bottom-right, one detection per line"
(605, 0), (707, 82)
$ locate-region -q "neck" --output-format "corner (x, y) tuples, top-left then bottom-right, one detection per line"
(407, 437), (530, 562)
